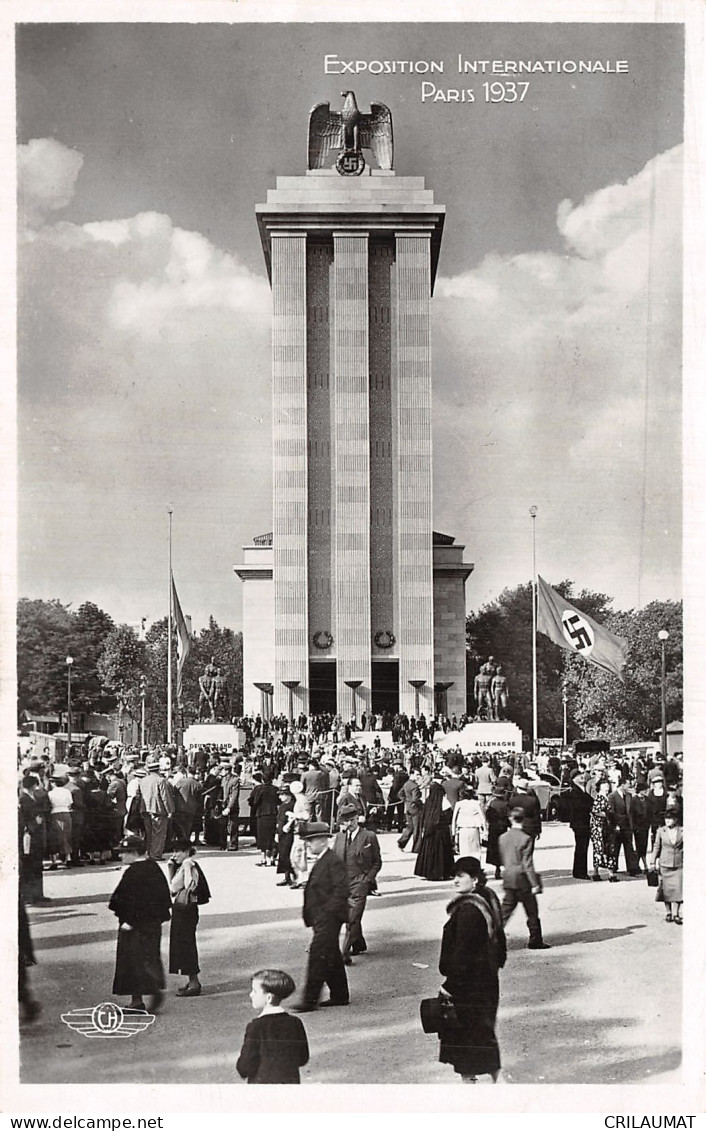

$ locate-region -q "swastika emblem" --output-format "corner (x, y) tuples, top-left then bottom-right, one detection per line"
(336, 151), (366, 176)
(561, 611), (595, 655)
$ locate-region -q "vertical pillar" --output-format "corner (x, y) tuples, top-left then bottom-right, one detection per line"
(271, 231), (309, 716)
(332, 231), (372, 715)
(396, 232), (435, 718)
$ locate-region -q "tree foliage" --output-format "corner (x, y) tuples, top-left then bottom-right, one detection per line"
(563, 599), (683, 741)
(18, 596), (243, 740)
(17, 598), (77, 718)
(143, 615), (243, 743)
(466, 582), (682, 744)
(96, 624), (148, 724)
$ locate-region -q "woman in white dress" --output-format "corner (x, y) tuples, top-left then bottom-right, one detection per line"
(452, 786), (487, 858)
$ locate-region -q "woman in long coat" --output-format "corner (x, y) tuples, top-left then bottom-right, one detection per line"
(650, 806), (683, 923)
(168, 840), (208, 996)
(109, 851), (172, 1011)
(437, 856), (506, 1082)
(414, 777), (454, 882)
(275, 784), (296, 886)
(484, 785), (510, 880)
(248, 773), (281, 866)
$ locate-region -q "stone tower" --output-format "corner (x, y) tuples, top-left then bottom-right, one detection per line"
(235, 98), (472, 723)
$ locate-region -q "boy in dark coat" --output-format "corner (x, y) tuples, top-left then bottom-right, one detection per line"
(237, 969), (309, 1084)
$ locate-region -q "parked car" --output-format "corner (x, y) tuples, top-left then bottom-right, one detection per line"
(528, 773), (571, 822)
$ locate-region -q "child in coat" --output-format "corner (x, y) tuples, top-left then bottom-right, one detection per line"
(236, 969), (309, 1084)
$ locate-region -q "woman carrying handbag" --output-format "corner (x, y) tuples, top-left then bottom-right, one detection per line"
(650, 806), (683, 924)
(168, 840), (210, 996)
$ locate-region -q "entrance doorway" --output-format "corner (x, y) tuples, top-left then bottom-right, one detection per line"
(309, 661), (337, 715)
(371, 659), (399, 716)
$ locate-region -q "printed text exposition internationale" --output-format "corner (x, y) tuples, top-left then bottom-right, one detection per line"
(324, 55), (630, 75)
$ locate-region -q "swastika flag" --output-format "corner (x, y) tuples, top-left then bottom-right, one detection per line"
(171, 575), (192, 701)
(536, 576), (628, 678)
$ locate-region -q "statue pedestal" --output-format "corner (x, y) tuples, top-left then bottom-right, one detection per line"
(436, 721), (522, 757)
(183, 723), (246, 750)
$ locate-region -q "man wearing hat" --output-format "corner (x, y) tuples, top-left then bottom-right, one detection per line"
(136, 757), (175, 860)
(220, 763), (241, 851)
(292, 822), (350, 1012)
(508, 778), (542, 849)
(567, 771), (594, 879)
(332, 805), (382, 964)
(397, 771), (423, 852)
(65, 766), (87, 867)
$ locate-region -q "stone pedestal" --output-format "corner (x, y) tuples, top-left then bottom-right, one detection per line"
(437, 722), (523, 757)
(183, 723), (246, 749)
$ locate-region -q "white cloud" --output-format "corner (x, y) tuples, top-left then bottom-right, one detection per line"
(432, 145), (682, 609)
(18, 137), (84, 227)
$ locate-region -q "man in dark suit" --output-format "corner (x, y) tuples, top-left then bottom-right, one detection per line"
(292, 822), (350, 1012)
(219, 766), (241, 851)
(607, 782), (640, 877)
(336, 777), (368, 823)
(332, 805), (382, 964)
(300, 759), (330, 822)
(397, 772), (423, 851)
(508, 778), (542, 848)
(567, 772), (594, 879)
(499, 808), (550, 949)
(385, 762), (409, 832)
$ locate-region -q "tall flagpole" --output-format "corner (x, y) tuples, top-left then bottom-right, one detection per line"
(529, 505), (538, 755)
(167, 506), (173, 744)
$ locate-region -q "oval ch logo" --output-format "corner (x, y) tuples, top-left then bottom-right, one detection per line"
(92, 1002), (124, 1033)
(61, 1002), (155, 1038)
(561, 611), (595, 655)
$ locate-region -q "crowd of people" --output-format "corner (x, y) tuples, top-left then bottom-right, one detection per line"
(18, 725), (684, 1082)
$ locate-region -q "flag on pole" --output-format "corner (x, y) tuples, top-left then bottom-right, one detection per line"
(171, 575), (192, 701)
(536, 575), (628, 678)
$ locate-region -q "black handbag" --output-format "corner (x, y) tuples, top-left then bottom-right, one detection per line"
(420, 994), (461, 1035)
(646, 869), (659, 888)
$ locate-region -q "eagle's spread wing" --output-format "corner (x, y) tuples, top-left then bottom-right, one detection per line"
(359, 102), (393, 170)
(308, 103), (342, 169)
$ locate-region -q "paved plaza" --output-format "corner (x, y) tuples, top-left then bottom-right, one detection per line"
(21, 823), (681, 1087)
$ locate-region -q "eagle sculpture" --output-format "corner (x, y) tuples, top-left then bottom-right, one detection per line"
(308, 91), (394, 175)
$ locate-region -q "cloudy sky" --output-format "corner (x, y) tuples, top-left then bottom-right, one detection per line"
(16, 20), (684, 633)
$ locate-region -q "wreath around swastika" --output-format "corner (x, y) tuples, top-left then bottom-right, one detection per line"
(313, 630), (334, 650)
(374, 630), (396, 649)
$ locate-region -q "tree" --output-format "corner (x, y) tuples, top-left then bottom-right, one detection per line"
(186, 616), (243, 719)
(97, 625), (148, 739)
(466, 580), (617, 744)
(563, 600), (683, 741)
(143, 615), (243, 742)
(71, 602), (117, 715)
(17, 598), (76, 719)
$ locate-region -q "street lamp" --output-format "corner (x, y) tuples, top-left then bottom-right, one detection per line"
(66, 656), (74, 756)
(658, 630), (669, 759)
